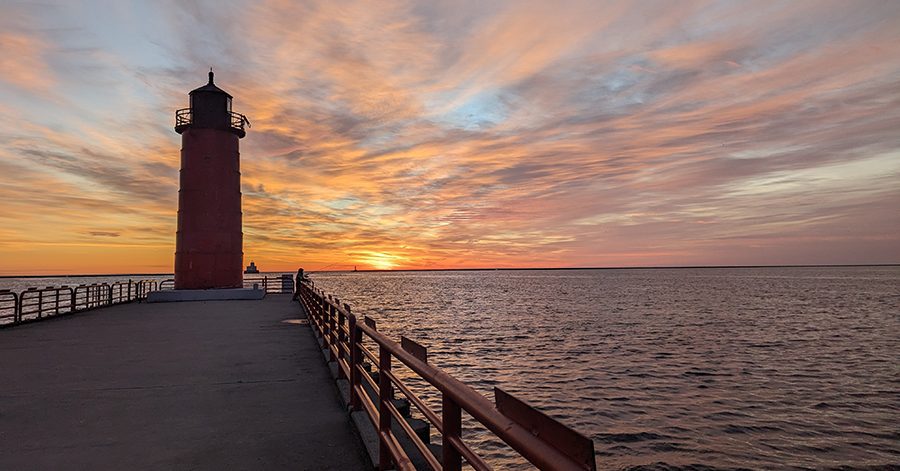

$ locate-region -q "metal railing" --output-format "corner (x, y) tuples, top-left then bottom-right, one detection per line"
(175, 108), (191, 127)
(175, 108), (249, 135)
(0, 290), (17, 324)
(135, 280), (158, 300)
(243, 275), (293, 294)
(297, 281), (596, 471)
(20, 286), (74, 322)
(0, 279), (164, 328)
(231, 111), (250, 131)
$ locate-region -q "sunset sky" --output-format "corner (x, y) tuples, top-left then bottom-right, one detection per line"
(1, 0), (899, 274)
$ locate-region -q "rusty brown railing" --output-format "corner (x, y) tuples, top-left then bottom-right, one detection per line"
(0, 279), (164, 328)
(297, 280), (596, 471)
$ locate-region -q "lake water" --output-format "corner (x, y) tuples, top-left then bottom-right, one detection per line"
(307, 267), (900, 470)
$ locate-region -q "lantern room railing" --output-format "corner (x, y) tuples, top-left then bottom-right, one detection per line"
(175, 108), (192, 128)
(174, 108), (249, 137)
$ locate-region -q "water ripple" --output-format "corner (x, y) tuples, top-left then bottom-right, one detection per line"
(311, 266), (900, 470)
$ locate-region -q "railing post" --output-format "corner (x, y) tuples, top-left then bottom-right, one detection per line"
(38, 290), (44, 319)
(378, 344), (393, 470)
(349, 310), (361, 411)
(14, 292), (21, 324)
(320, 296), (327, 333)
(128, 279), (132, 301)
(328, 302), (337, 361)
(337, 305), (347, 379)
(315, 295), (322, 333)
(311, 294), (319, 331)
(442, 394), (462, 471)
(323, 296), (332, 346)
(314, 293), (321, 327)
(55, 289), (60, 315)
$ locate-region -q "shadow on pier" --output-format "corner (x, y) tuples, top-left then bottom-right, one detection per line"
(0, 295), (369, 470)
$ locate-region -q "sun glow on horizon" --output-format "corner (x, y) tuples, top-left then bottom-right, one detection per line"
(355, 251), (405, 271)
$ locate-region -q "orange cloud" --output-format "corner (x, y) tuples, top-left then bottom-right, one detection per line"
(0, 1), (899, 275)
(0, 32), (54, 92)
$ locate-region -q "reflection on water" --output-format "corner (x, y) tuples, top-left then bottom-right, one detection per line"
(309, 266), (900, 470)
(281, 318), (308, 325)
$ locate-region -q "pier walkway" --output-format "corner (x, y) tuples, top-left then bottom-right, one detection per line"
(0, 295), (369, 470)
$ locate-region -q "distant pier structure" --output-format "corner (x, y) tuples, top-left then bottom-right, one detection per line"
(173, 70), (250, 290)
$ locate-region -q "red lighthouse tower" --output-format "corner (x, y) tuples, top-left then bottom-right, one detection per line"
(173, 70), (249, 290)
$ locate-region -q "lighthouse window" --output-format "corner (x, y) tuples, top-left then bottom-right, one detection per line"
(227, 97), (232, 112)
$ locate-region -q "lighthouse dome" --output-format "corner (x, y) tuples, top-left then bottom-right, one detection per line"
(175, 69), (248, 138)
(190, 70), (233, 98)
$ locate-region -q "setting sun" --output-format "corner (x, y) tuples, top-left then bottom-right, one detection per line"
(356, 251), (404, 271)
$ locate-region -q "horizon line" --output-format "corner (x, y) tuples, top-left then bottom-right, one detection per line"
(1, 263), (898, 278)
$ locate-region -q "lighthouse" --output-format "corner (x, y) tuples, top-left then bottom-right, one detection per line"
(173, 70), (249, 290)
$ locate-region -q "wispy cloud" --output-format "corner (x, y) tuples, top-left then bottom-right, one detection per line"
(0, 0), (898, 274)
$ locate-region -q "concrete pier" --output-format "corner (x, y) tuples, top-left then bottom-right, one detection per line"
(0, 295), (369, 470)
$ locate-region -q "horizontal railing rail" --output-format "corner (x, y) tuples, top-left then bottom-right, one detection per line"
(0, 279), (164, 328)
(297, 280), (596, 471)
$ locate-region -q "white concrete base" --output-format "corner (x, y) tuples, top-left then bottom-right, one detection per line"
(146, 288), (265, 303)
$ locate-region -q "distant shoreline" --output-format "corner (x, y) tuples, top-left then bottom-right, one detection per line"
(1, 263), (897, 278)
(323, 263), (900, 273)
